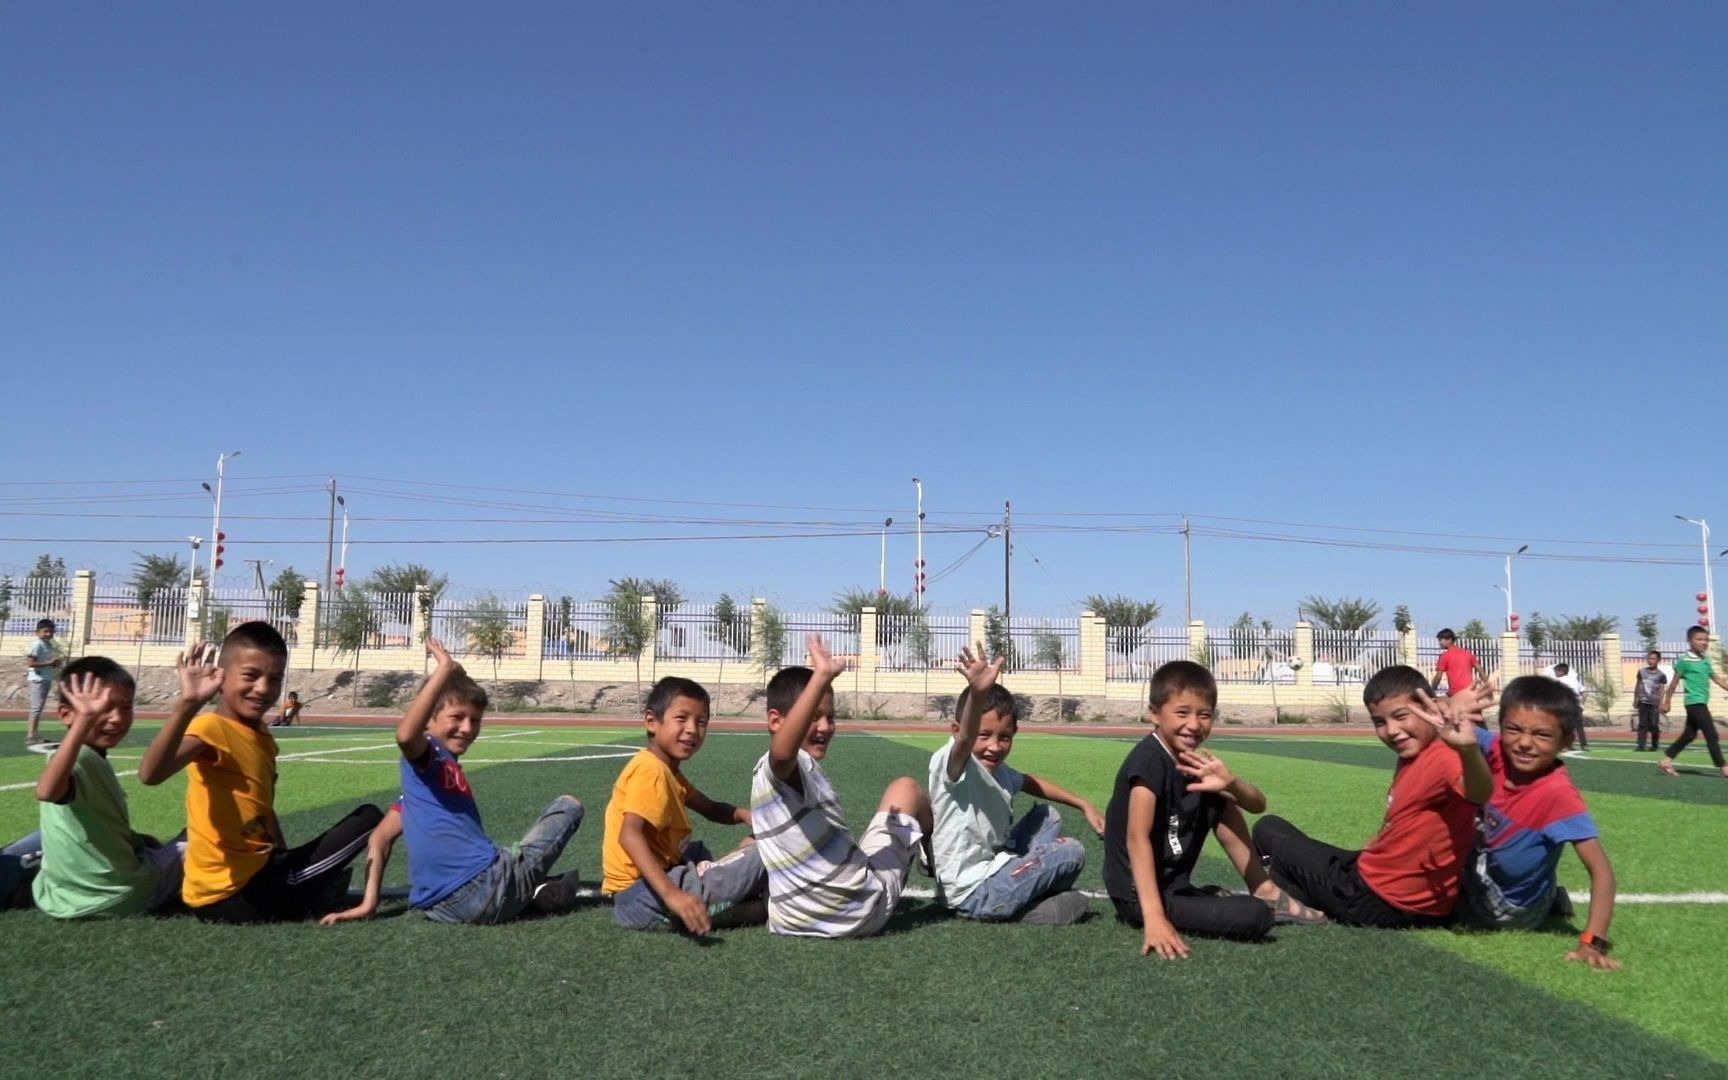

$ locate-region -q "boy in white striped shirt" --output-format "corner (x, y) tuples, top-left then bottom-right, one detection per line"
(750, 634), (932, 938)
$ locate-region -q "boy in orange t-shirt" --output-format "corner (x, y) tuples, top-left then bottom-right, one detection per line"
(138, 622), (383, 922)
(1253, 667), (1492, 927)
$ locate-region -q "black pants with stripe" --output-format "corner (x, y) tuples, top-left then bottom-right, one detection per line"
(195, 804), (385, 923)
(1666, 704), (1726, 768)
(1252, 815), (1448, 930)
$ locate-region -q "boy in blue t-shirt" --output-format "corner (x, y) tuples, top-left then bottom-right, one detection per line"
(24, 618), (62, 747)
(320, 639), (585, 925)
(1463, 677), (1620, 970)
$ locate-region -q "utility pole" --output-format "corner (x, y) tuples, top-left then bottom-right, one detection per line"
(1003, 500), (1013, 627)
(1182, 516), (1192, 626)
(324, 477), (339, 594)
(244, 558), (273, 592)
(912, 478), (925, 610)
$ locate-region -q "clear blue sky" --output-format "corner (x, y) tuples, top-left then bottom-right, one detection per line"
(3, 4), (1724, 630)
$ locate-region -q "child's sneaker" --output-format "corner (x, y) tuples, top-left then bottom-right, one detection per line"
(1019, 890), (1090, 925)
(530, 871), (583, 915)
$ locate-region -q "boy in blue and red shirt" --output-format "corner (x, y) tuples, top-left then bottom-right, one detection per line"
(1464, 675), (1620, 969)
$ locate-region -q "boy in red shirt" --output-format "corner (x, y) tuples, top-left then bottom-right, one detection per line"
(1430, 629), (1480, 698)
(1253, 666), (1492, 927)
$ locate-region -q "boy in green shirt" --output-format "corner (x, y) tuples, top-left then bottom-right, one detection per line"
(1658, 625), (1728, 778)
(32, 657), (184, 917)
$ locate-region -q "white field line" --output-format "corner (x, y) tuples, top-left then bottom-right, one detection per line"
(284, 751), (641, 766)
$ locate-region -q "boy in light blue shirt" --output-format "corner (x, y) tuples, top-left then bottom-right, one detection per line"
(25, 619), (62, 747)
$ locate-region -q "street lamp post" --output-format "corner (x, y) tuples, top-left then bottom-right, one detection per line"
(878, 517), (893, 596)
(1503, 544), (1529, 632)
(338, 496), (351, 589)
(1676, 516), (1715, 635)
(912, 478), (925, 611)
(206, 451), (241, 592)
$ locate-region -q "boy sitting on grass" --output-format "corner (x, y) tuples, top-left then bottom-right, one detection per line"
(139, 623), (384, 923)
(752, 634), (933, 939)
(33, 658), (184, 918)
(929, 645), (1101, 924)
(1253, 666), (1492, 928)
(602, 675), (765, 933)
(1104, 660), (1323, 959)
(322, 638), (584, 925)
(1464, 675), (1620, 970)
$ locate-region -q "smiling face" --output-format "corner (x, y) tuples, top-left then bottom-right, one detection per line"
(768, 689), (836, 760)
(429, 700), (485, 757)
(957, 709), (1017, 773)
(218, 645), (286, 726)
(1149, 689), (1215, 754)
(1368, 691), (1439, 760)
(1497, 704), (1569, 780)
(647, 693), (710, 764)
(59, 679), (136, 750)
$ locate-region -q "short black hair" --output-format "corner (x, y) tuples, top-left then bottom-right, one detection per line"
(1150, 660), (1217, 709)
(1553, 662), (1570, 675)
(219, 620), (289, 663)
(1689, 624), (1709, 639)
(647, 676), (710, 718)
(1500, 675), (1582, 747)
(36, 618), (55, 632)
(1363, 665), (1432, 707)
(436, 673), (488, 714)
(1436, 628), (1456, 643)
(1647, 649), (1662, 660)
(56, 656), (135, 705)
(957, 684), (1018, 726)
(765, 666), (813, 717)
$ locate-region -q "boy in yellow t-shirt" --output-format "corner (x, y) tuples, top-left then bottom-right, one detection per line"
(138, 622), (384, 922)
(602, 676), (765, 933)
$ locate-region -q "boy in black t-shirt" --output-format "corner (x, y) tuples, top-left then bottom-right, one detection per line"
(1103, 660), (1324, 959)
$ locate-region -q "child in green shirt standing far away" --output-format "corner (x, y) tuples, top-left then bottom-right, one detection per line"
(1659, 624), (1728, 778)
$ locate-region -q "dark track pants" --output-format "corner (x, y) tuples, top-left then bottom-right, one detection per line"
(1110, 876), (1273, 941)
(1636, 703), (1663, 751)
(195, 804), (385, 923)
(1666, 704), (1726, 768)
(1251, 815), (1446, 930)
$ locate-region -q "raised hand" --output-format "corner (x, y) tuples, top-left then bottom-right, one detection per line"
(1177, 749), (1237, 795)
(177, 642), (224, 704)
(953, 642), (1006, 696)
(426, 637), (463, 677)
(61, 671), (116, 730)
(807, 634), (847, 680)
(1412, 687), (1476, 750)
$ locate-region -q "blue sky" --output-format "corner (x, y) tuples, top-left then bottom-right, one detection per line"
(2, 4), (1724, 630)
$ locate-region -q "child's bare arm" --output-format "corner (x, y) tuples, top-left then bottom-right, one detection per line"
(686, 787), (749, 827)
(1176, 749), (1266, 814)
(1126, 783), (1189, 959)
(137, 644), (222, 785)
(1020, 773), (1105, 835)
(398, 639), (461, 763)
(619, 813), (711, 934)
(35, 673), (114, 803)
(320, 808), (402, 925)
(1565, 839), (1620, 971)
(768, 634), (845, 782)
(946, 643), (1006, 782)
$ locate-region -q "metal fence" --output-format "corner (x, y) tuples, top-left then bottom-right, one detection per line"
(1310, 629), (1403, 684)
(1414, 636), (1499, 681)
(657, 603), (755, 664)
(317, 589), (417, 651)
(87, 586), (187, 646)
(2, 575), (74, 640)
(878, 612), (971, 672)
(1531, 639), (1604, 679)
(541, 599), (615, 662)
(1104, 625), (1190, 682)
(1205, 625), (1296, 683)
(201, 587), (303, 644)
(768, 611), (860, 670)
(1007, 616), (1080, 672)
(428, 600), (530, 662)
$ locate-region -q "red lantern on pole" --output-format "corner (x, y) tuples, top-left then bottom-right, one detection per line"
(1698, 592), (1709, 602)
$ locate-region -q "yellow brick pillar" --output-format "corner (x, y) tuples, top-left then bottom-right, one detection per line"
(1499, 631), (1521, 685)
(525, 594), (546, 680)
(1401, 627), (1419, 667)
(298, 581), (321, 670)
(187, 579), (208, 647)
(412, 585), (431, 648)
(969, 609), (987, 650)
(751, 597), (768, 681)
(1189, 620), (1208, 664)
(70, 569), (95, 659)
(642, 595), (659, 683)
(859, 607), (879, 693)
(1294, 621), (1314, 688)
(1077, 608), (1107, 697)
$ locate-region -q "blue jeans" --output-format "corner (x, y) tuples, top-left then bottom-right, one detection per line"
(611, 840), (768, 931)
(1, 831), (43, 908)
(953, 804), (1086, 921)
(426, 796), (584, 925)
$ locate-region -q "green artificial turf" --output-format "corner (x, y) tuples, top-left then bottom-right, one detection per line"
(0, 721), (1724, 1078)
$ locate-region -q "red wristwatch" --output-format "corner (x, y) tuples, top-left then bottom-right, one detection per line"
(1578, 931), (1612, 954)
